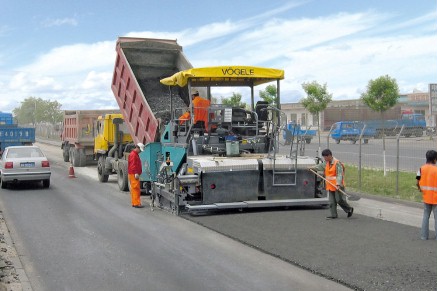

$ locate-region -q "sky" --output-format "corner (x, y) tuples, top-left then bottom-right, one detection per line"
(0, 0), (436, 112)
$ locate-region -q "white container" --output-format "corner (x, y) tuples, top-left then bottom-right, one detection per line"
(226, 141), (240, 156)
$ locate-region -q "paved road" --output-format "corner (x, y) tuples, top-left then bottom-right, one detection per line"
(0, 142), (351, 291)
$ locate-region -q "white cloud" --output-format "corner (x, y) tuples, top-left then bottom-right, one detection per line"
(42, 17), (78, 27)
(1, 41), (116, 111)
(1, 5), (436, 113)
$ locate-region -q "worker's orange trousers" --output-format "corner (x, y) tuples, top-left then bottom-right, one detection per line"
(128, 174), (141, 206)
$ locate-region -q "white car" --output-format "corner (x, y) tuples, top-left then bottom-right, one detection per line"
(0, 145), (51, 189)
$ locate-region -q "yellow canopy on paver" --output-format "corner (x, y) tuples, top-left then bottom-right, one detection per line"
(160, 66), (284, 87)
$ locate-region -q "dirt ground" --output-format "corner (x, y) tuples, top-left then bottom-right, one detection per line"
(0, 211), (23, 291)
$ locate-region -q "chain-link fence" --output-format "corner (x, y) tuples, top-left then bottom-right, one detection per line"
(280, 128), (437, 202)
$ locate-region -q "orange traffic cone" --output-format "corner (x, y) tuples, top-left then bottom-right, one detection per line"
(68, 164), (76, 178)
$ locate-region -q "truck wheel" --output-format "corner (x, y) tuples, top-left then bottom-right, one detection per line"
(63, 145), (70, 162)
(351, 140), (357, 144)
(335, 139), (340, 144)
(72, 148), (86, 167)
(118, 162), (129, 192)
(305, 138), (311, 144)
(415, 129), (423, 137)
(363, 139), (369, 144)
(97, 156), (109, 182)
(78, 149), (87, 167)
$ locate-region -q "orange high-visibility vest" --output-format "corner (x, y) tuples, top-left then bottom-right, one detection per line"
(178, 96), (211, 129)
(419, 164), (437, 204)
(192, 96), (210, 129)
(324, 159), (345, 191)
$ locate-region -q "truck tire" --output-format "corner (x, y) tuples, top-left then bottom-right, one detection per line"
(305, 138), (311, 144)
(63, 144), (70, 162)
(335, 139), (340, 144)
(97, 156), (109, 182)
(351, 140), (357, 144)
(363, 139), (369, 144)
(117, 161), (129, 192)
(78, 149), (87, 167)
(72, 148), (86, 167)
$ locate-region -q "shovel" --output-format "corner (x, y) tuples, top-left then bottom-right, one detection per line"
(309, 169), (361, 201)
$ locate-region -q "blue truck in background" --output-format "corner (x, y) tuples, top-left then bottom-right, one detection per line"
(283, 122), (317, 144)
(330, 113), (426, 144)
(0, 112), (35, 155)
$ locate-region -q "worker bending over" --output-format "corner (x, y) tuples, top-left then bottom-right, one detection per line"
(179, 90), (211, 131)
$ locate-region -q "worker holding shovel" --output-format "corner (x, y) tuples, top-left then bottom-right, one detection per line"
(309, 149), (354, 220)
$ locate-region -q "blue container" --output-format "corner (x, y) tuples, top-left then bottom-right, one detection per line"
(0, 127), (36, 150)
(0, 112), (13, 125)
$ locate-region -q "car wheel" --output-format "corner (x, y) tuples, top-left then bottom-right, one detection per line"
(42, 179), (50, 188)
(0, 178), (7, 189)
(97, 156), (109, 183)
(117, 162), (129, 192)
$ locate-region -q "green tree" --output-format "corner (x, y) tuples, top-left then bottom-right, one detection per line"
(221, 92), (247, 108)
(259, 84), (277, 105)
(13, 97), (63, 126)
(300, 81), (332, 156)
(361, 75), (399, 176)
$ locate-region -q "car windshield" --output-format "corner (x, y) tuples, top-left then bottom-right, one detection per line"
(6, 148), (44, 158)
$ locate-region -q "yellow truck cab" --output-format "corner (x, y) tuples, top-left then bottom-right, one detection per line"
(94, 113), (134, 191)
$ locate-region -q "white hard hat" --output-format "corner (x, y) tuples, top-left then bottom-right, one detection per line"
(136, 143), (145, 152)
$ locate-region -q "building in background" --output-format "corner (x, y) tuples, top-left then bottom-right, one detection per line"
(281, 89), (431, 131)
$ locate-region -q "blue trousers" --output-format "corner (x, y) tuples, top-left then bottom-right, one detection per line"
(421, 203), (437, 240)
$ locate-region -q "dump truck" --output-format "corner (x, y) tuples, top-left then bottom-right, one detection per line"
(0, 112), (35, 156)
(283, 121), (317, 144)
(61, 109), (119, 166)
(330, 113), (426, 144)
(94, 113), (133, 191)
(109, 37), (192, 193)
(110, 37), (327, 214)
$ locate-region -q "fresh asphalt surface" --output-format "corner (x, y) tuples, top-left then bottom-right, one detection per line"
(1, 141), (436, 290)
(184, 206), (436, 290)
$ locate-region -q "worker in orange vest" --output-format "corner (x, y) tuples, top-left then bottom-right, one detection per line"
(310, 149), (354, 220)
(416, 149), (437, 240)
(128, 143), (145, 208)
(179, 90), (211, 131)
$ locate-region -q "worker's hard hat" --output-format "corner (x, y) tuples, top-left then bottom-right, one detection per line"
(136, 143), (145, 152)
(192, 90), (199, 95)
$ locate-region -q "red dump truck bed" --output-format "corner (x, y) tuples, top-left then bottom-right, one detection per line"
(111, 37), (192, 145)
(62, 109), (119, 145)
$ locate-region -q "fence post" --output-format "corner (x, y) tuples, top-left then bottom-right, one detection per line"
(396, 125), (404, 196)
(327, 124), (334, 150)
(358, 124), (367, 191)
